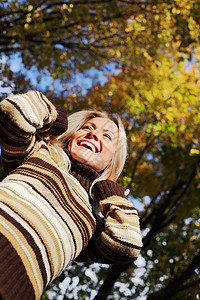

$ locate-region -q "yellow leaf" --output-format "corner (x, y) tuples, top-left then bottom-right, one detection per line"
(28, 5), (33, 11)
(190, 235), (197, 241)
(189, 148), (200, 156)
(26, 17), (32, 23)
(63, 4), (68, 9)
(116, 50), (121, 58)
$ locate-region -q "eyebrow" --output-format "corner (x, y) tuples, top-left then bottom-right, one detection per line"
(87, 121), (116, 136)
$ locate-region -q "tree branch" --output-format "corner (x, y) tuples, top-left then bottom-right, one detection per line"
(147, 250), (200, 300)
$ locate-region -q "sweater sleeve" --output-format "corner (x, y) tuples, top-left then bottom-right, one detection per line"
(76, 180), (143, 264)
(0, 91), (57, 175)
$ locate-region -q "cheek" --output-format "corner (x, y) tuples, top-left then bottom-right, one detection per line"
(103, 143), (116, 160)
(68, 132), (80, 149)
(68, 137), (77, 155)
(67, 139), (73, 152)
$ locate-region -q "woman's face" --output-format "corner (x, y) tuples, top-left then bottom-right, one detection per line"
(68, 117), (119, 172)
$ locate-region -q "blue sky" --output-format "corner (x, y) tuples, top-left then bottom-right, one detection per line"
(1, 53), (120, 96)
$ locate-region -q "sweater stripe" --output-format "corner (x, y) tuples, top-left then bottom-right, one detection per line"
(11, 154), (96, 248)
(0, 203), (48, 284)
(17, 179), (78, 264)
(0, 232), (36, 300)
(0, 178), (78, 273)
(0, 191), (51, 282)
(0, 212), (42, 299)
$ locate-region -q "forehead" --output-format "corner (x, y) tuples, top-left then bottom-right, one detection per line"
(86, 117), (118, 134)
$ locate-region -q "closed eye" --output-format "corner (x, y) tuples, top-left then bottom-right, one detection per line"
(82, 125), (92, 130)
(104, 133), (112, 140)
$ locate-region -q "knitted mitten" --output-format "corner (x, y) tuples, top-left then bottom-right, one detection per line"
(37, 103), (68, 138)
(48, 104), (68, 136)
(93, 180), (125, 202)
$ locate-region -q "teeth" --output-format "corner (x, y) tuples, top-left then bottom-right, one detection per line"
(79, 141), (96, 153)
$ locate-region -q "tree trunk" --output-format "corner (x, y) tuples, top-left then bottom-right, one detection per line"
(94, 264), (130, 300)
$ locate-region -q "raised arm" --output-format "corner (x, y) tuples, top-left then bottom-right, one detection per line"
(77, 180), (143, 264)
(0, 91), (58, 175)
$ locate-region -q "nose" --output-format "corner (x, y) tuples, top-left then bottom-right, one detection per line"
(86, 130), (98, 141)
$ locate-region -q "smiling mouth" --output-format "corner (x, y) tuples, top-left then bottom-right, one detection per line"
(78, 141), (98, 153)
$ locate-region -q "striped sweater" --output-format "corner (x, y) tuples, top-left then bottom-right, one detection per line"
(0, 91), (142, 300)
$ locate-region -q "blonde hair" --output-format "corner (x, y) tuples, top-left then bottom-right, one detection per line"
(47, 110), (127, 194)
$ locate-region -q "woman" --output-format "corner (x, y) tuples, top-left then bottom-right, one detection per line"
(0, 91), (142, 300)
